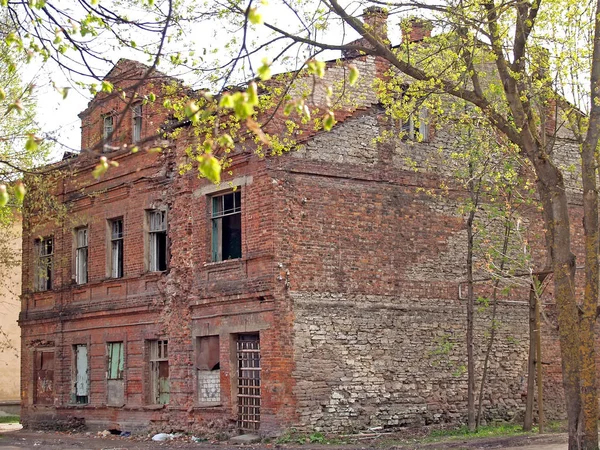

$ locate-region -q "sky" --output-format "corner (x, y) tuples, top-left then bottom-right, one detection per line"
(31, 2), (407, 162)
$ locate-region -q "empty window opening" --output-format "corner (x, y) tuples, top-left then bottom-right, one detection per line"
(103, 115), (114, 147)
(34, 237), (53, 292)
(110, 219), (123, 278)
(237, 333), (260, 431)
(132, 104), (142, 143)
(149, 340), (169, 405)
(211, 191), (242, 262)
(197, 336), (220, 403)
(75, 228), (88, 284)
(148, 210), (167, 271)
(34, 351), (54, 405)
(73, 344), (89, 404)
(107, 341), (125, 406)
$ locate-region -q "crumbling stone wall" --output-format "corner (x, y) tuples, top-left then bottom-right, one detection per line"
(292, 294), (530, 431)
(273, 108), (572, 432)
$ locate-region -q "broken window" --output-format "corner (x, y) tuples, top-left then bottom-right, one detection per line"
(73, 344), (89, 404)
(34, 237), (53, 292)
(132, 104), (142, 143)
(103, 115), (113, 148)
(34, 351), (54, 405)
(149, 340), (169, 405)
(148, 210), (167, 272)
(196, 336), (220, 403)
(107, 342), (125, 406)
(75, 228), (88, 285)
(211, 191), (242, 262)
(109, 218), (123, 278)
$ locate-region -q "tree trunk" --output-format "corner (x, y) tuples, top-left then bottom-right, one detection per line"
(579, 133), (599, 450)
(533, 163), (580, 450)
(523, 282), (536, 431)
(466, 170), (476, 432)
(535, 280), (544, 433)
(476, 214), (511, 429)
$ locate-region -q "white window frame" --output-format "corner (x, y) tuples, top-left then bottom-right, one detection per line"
(109, 218), (124, 278)
(75, 227), (88, 285)
(132, 104), (142, 143)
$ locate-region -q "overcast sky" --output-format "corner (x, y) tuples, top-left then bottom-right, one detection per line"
(33, 4), (409, 162)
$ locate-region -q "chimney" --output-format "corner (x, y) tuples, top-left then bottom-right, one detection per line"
(401, 18), (432, 43)
(363, 6), (389, 43)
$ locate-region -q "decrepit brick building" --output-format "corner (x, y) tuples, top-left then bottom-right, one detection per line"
(19, 11), (582, 434)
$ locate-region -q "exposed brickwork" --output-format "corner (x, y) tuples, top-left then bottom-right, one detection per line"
(19, 54), (582, 435)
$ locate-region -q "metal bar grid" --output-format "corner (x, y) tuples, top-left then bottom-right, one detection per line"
(237, 335), (260, 431)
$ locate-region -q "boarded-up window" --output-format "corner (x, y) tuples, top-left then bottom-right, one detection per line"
(73, 344), (89, 404)
(34, 351), (54, 405)
(149, 340), (169, 405)
(197, 336), (220, 403)
(107, 342), (125, 406)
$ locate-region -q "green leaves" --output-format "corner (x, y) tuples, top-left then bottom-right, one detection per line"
(0, 185), (8, 207)
(7, 99), (23, 115)
(25, 134), (39, 152)
(257, 58), (272, 81)
(307, 59), (326, 78)
(101, 81), (113, 93)
(92, 156), (109, 179)
(0, 182), (24, 207)
(247, 81), (259, 106)
(348, 64), (360, 86)
(248, 7), (263, 25)
(198, 154), (221, 183)
(14, 182), (25, 203)
(184, 100), (200, 123)
(323, 110), (336, 131)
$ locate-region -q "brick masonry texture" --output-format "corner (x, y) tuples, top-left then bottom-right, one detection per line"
(19, 56), (581, 434)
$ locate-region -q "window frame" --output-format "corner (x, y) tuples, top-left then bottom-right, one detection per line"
(210, 190), (242, 262)
(75, 227), (88, 285)
(147, 209), (167, 272)
(132, 103), (142, 143)
(400, 107), (429, 142)
(196, 335), (221, 405)
(109, 218), (124, 279)
(103, 115), (114, 145)
(107, 341), (124, 380)
(149, 339), (169, 405)
(72, 344), (89, 405)
(34, 236), (53, 292)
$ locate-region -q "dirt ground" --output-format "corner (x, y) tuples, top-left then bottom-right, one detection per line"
(0, 424), (570, 450)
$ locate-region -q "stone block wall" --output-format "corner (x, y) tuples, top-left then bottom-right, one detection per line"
(291, 294), (531, 431)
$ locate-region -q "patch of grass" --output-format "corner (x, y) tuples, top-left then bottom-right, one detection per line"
(0, 416), (19, 424)
(426, 423), (527, 442)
